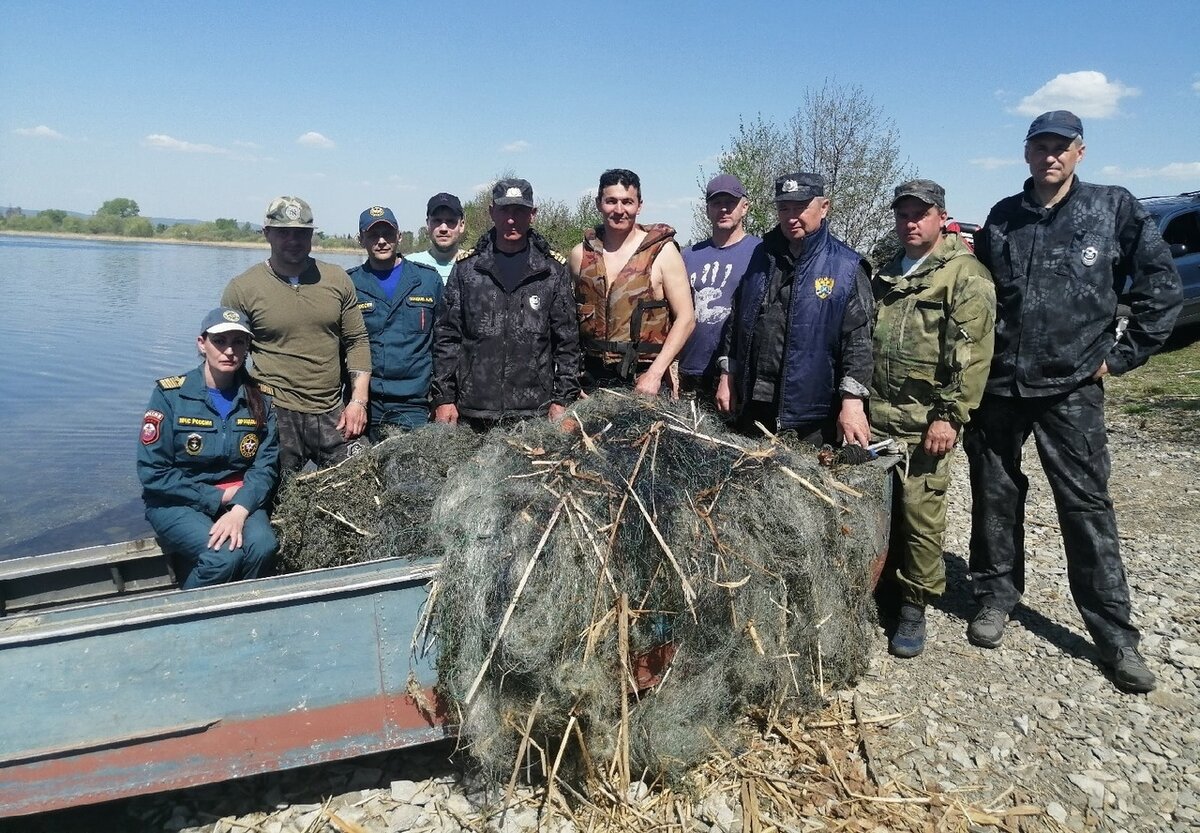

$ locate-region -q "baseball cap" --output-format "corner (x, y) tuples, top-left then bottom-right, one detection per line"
(359, 205), (398, 234)
(201, 307), (253, 337)
(263, 196), (315, 229)
(774, 172), (825, 202)
(491, 178), (535, 208)
(891, 178), (946, 209)
(706, 173), (747, 201)
(1025, 110), (1084, 141)
(426, 192), (464, 218)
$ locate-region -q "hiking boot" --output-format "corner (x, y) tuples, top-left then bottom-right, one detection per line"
(889, 604), (926, 658)
(1110, 646), (1156, 694)
(967, 606), (1007, 649)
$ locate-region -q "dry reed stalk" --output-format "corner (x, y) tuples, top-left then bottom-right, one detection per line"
(664, 422), (751, 452)
(613, 592), (632, 791)
(313, 505), (372, 536)
(778, 466), (838, 508)
(618, 470), (697, 611)
(464, 499), (565, 704)
(504, 692), (543, 806)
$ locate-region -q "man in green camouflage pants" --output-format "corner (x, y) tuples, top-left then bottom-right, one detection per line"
(869, 179), (995, 658)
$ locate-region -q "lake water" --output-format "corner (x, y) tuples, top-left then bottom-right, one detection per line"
(0, 235), (364, 559)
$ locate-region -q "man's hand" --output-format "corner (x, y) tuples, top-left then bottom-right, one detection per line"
(715, 372), (737, 415)
(208, 504), (249, 551)
(548, 403), (567, 422)
(922, 419), (959, 456)
(1092, 360), (1110, 381)
(337, 401), (367, 440)
(633, 368), (665, 397)
(837, 396), (871, 447)
(434, 403), (459, 425)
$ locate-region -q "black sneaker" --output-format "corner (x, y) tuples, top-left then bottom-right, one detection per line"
(1110, 646), (1156, 694)
(889, 604), (926, 658)
(967, 606), (1007, 649)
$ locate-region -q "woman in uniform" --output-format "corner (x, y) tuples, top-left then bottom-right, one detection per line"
(137, 307), (279, 588)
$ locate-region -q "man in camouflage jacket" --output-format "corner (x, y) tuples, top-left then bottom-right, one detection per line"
(431, 178), (579, 428)
(869, 179), (995, 659)
(966, 111), (1182, 693)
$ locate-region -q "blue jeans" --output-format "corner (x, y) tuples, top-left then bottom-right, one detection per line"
(146, 505), (277, 589)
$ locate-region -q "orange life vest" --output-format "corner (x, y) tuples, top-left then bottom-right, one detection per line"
(576, 223), (677, 378)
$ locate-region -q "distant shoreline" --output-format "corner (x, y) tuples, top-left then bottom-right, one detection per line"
(0, 229), (358, 254)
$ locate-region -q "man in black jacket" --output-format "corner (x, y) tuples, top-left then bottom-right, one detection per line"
(431, 178), (580, 429)
(967, 110), (1182, 693)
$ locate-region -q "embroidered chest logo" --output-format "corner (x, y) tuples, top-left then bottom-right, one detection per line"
(185, 433), (204, 455)
(1081, 245), (1098, 267)
(239, 433), (259, 459)
(814, 276), (835, 300)
(529, 295), (542, 311)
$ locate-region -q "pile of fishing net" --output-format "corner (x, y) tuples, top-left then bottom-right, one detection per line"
(425, 393), (890, 787)
(270, 392), (890, 788)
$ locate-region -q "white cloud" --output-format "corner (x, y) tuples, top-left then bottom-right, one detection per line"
(297, 131), (335, 149)
(13, 125), (64, 140)
(232, 140), (260, 149)
(1193, 80), (1200, 95)
(1014, 71), (1138, 118)
(969, 156), (1020, 171)
(501, 139), (531, 153)
(1100, 162), (1200, 180)
(143, 134), (229, 154)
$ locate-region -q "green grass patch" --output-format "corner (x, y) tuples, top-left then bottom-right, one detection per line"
(1106, 326), (1200, 436)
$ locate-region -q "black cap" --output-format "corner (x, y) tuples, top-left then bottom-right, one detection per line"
(426, 192), (463, 218)
(1025, 110), (1083, 141)
(774, 172), (825, 202)
(491, 178), (534, 208)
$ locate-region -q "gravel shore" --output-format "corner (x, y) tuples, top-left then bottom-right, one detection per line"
(13, 412), (1197, 833)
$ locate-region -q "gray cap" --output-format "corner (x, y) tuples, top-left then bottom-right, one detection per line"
(491, 178), (534, 208)
(891, 178), (946, 209)
(201, 307), (253, 337)
(1025, 110), (1083, 141)
(774, 172), (825, 202)
(263, 196), (315, 228)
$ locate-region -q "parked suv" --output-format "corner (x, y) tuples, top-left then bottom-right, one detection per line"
(1139, 191), (1200, 330)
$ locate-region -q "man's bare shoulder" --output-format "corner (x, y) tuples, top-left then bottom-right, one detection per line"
(568, 242), (585, 274)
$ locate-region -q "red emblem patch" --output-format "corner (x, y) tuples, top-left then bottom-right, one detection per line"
(141, 410), (164, 445)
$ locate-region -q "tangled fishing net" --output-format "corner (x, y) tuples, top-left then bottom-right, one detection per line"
(271, 392), (890, 791)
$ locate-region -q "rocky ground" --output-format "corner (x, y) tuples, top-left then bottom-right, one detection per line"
(10, 412), (1198, 833)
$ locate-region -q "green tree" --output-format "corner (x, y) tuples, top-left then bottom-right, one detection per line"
(39, 209), (68, 226)
(97, 197), (141, 218)
(695, 80), (913, 255)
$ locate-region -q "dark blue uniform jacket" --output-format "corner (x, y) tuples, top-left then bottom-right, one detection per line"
(137, 366), (279, 515)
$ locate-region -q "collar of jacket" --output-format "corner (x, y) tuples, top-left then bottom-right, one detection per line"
(1020, 174), (1081, 216)
(878, 232), (974, 288)
(182, 363), (249, 406)
(473, 228), (555, 283)
(763, 219), (831, 271)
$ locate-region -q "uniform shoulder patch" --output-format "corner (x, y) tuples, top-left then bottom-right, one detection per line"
(455, 248), (476, 262)
(548, 249), (567, 265)
(156, 375), (186, 390)
(256, 382), (277, 396)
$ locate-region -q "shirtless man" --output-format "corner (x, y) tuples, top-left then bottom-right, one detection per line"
(569, 168), (695, 396)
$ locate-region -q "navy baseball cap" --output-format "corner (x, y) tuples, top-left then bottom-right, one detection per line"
(359, 205), (398, 234)
(1026, 110), (1083, 141)
(201, 307), (253, 337)
(426, 192), (464, 218)
(774, 172), (825, 202)
(706, 173), (747, 200)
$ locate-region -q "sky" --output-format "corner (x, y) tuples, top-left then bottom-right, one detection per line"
(2, 1), (1198, 241)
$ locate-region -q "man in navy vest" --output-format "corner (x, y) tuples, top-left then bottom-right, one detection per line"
(716, 172), (873, 446)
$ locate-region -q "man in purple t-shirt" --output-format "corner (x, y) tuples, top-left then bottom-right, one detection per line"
(678, 174), (763, 403)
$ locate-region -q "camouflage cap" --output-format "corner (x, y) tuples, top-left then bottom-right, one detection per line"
(264, 196), (315, 228)
(492, 178), (534, 208)
(1026, 110), (1083, 141)
(774, 172), (825, 202)
(891, 178), (946, 209)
